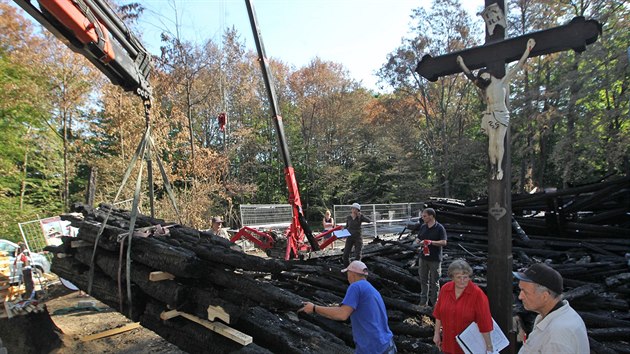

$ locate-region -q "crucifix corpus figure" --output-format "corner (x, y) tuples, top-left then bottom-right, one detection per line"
(456, 38), (535, 180)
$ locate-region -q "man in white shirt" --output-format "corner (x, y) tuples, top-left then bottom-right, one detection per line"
(514, 263), (589, 354)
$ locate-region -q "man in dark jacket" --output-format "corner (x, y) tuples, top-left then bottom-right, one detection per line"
(342, 203), (372, 266)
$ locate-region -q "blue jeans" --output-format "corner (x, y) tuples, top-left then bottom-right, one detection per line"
(383, 338), (397, 354)
(418, 259), (441, 306)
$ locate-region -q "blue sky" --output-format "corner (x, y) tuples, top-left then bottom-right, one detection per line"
(139, 0), (483, 92)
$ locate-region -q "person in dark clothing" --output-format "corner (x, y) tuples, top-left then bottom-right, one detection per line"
(15, 242), (35, 299)
(412, 208), (447, 307)
(342, 203), (372, 266)
(208, 216), (229, 239)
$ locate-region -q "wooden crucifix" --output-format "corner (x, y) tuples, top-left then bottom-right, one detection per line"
(415, 1), (600, 351)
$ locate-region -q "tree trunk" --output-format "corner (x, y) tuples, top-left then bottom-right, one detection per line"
(19, 127), (31, 210)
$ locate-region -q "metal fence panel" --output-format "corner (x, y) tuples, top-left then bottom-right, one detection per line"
(238, 204), (293, 252)
(18, 220), (48, 253)
(239, 204), (293, 230)
(333, 202), (426, 238)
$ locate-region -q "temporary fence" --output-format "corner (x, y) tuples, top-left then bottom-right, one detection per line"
(237, 204), (293, 251)
(17, 216), (76, 254)
(239, 204), (293, 230)
(333, 203), (425, 238)
(17, 215), (79, 292)
(238, 202), (426, 239)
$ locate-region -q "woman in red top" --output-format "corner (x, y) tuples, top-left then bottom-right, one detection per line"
(433, 259), (494, 354)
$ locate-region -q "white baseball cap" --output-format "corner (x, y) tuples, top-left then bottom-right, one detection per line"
(351, 203), (361, 211)
(341, 260), (368, 275)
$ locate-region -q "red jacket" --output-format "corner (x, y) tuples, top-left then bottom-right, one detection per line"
(15, 252), (30, 267)
(433, 280), (493, 354)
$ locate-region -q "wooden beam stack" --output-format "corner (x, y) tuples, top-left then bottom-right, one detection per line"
(47, 175), (629, 354)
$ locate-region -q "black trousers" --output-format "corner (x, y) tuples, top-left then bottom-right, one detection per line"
(22, 268), (34, 299)
(342, 235), (363, 266)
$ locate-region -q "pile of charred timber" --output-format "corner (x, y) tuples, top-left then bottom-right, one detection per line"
(46, 177), (628, 354)
(424, 176), (630, 354)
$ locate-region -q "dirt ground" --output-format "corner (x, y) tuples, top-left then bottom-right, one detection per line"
(44, 282), (186, 354)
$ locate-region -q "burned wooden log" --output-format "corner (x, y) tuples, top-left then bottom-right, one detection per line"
(141, 301), (272, 354)
(73, 246), (186, 308)
(606, 273), (630, 288)
(588, 327), (630, 341)
(51, 256), (146, 321)
(127, 236), (206, 278)
(47, 187), (630, 354)
(563, 284), (601, 302)
(238, 306), (353, 354)
(578, 312), (630, 328)
(587, 337), (618, 354)
(153, 233), (289, 274)
(202, 267), (303, 311)
(394, 336), (440, 353)
(370, 256), (422, 292)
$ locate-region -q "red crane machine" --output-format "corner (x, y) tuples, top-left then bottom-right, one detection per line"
(229, 0), (341, 259)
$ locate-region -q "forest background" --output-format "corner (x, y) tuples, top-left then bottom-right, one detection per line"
(1, 0), (628, 240)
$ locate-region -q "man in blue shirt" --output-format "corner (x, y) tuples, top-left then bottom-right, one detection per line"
(300, 260), (396, 354)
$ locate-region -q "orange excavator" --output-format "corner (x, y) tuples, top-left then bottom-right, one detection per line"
(14, 0), (339, 260)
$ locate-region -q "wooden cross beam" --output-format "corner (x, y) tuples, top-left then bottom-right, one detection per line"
(416, 16), (601, 82)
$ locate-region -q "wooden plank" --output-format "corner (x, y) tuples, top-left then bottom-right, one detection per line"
(80, 322), (141, 342)
(159, 309), (180, 320)
(149, 271), (175, 282)
(207, 305), (230, 323)
(416, 17), (600, 81)
(3, 301), (13, 319)
(160, 310), (252, 346)
(71, 240), (93, 248)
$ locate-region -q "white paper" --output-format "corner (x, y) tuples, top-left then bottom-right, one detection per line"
(456, 318), (508, 354)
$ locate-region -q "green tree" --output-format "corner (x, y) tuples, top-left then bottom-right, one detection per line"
(378, 0), (486, 198)
(509, 0), (630, 189)
(0, 1), (63, 239)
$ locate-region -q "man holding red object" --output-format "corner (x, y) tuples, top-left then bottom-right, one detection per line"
(413, 208), (447, 307)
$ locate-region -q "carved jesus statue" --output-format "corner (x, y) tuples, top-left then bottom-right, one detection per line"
(457, 38), (536, 180)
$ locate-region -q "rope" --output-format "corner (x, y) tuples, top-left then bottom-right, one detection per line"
(87, 127), (150, 294)
(88, 99), (181, 319)
(124, 150), (146, 318)
(117, 238), (125, 312)
(458, 243), (484, 259)
(149, 136), (182, 224)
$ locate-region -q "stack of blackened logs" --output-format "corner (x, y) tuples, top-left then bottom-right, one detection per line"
(420, 176), (630, 354)
(50, 203), (439, 354)
(48, 174), (629, 354)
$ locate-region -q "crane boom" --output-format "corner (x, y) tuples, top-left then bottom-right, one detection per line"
(244, 0), (320, 258)
(13, 0), (152, 100)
